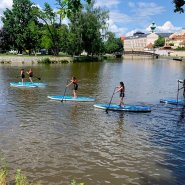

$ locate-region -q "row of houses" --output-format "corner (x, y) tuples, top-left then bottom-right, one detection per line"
(122, 24), (185, 56)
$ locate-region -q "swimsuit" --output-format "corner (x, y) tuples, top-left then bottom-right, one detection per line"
(21, 72), (25, 78)
(73, 80), (78, 90)
(120, 87), (125, 97)
(29, 72), (33, 77)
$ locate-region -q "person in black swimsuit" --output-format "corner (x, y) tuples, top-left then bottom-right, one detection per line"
(179, 79), (185, 99)
(66, 77), (78, 98)
(115, 81), (125, 106)
(20, 69), (25, 83)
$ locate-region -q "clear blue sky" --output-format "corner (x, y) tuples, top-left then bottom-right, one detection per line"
(1, 0), (185, 36)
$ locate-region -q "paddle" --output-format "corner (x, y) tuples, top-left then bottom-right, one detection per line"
(61, 80), (68, 102)
(106, 87), (116, 114)
(177, 80), (180, 104)
(33, 76), (41, 80)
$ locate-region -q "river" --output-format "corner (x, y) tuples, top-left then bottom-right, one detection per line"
(0, 58), (185, 185)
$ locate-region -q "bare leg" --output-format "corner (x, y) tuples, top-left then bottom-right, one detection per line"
(73, 90), (77, 98)
(29, 77), (33, 83)
(119, 97), (124, 106)
(22, 78), (24, 83)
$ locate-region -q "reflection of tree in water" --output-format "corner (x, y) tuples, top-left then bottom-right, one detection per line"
(177, 105), (185, 125)
(115, 113), (125, 137)
(70, 104), (78, 122)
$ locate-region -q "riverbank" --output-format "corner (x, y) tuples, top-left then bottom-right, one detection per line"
(0, 55), (73, 64)
(0, 54), (120, 65)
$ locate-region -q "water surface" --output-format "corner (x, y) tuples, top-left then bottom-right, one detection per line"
(0, 58), (185, 185)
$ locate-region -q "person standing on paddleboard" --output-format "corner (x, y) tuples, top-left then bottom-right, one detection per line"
(27, 68), (33, 83)
(179, 79), (185, 99)
(66, 77), (78, 98)
(115, 81), (125, 106)
(20, 69), (25, 83)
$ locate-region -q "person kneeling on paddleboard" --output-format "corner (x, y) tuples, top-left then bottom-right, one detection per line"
(27, 68), (33, 83)
(20, 69), (25, 83)
(66, 77), (78, 98)
(178, 79), (185, 99)
(115, 81), (125, 106)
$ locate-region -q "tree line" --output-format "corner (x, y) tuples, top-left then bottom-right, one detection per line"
(0, 0), (123, 56)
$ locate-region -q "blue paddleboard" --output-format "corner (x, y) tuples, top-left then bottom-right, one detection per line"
(160, 99), (185, 105)
(94, 104), (151, 112)
(10, 82), (48, 88)
(48, 95), (96, 102)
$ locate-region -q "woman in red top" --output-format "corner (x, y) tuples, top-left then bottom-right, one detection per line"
(66, 77), (78, 98)
(27, 68), (33, 83)
(115, 81), (125, 106)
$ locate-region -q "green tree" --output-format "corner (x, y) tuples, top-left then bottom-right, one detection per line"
(173, 0), (185, 13)
(104, 32), (123, 54)
(2, 0), (39, 54)
(154, 36), (165, 48)
(80, 1), (109, 56)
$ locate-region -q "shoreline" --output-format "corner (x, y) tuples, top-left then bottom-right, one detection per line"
(0, 55), (73, 65)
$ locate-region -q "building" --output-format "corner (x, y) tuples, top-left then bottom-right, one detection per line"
(124, 22), (172, 52)
(124, 32), (148, 51)
(124, 32), (172, 52)
(166, 29), (185, 48)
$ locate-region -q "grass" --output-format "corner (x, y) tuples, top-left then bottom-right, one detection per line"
(15, 169), (27, 185)
(70, 179), (84, 185)
(0, 167), (7, 185)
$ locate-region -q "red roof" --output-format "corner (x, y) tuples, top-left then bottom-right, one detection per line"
(120, 36), (126, 41)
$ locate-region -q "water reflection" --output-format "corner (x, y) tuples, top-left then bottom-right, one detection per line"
(1, 59), (185, 184)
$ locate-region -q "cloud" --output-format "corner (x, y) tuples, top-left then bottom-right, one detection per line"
(126, 21), (182, 36)
(128, 2), (165, 17)
(107, 11), (133, 36)
(95, 0), (121, 8)
(108, 19), (128, 36)
(0, 0), (13, 27)
(126, 29), (140, 36)
(146, 21), (182, 33)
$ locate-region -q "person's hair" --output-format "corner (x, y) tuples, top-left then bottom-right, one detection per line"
(120, 81), (124, 87)
(72, 77), (76, 80)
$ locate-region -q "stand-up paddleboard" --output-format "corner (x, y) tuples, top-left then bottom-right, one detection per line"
(160, 99), (185, 105)
(48, 95), (95, 102)
(10, 82), (48, 88)
(94, 104), (151, 112)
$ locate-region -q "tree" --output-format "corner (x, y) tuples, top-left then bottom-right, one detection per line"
(173, 0), (185, 13)
(56, 0), (91, 18)
(0, 28), (12, 53)
(104, 32), (123, 54)
(80, 1), (109, 56)
(2, 0), (39, 54)
(154, 36), (165, 48)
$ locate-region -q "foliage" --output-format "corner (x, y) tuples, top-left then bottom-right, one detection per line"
(2, 0), (40, 54)
(175, 46), (185, 50)
(0, 168), (7, 185)
(70, 179), (84, 185)
(173, 0), (185, 13)
(15, 169), (27, 185)
(104, 32), (123, 54)
(154, 36), (165, 48)
(56, 0), (91, 18)
(1, 0), (108, 56)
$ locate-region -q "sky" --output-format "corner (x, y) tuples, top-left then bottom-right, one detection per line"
(0, 0), (185, 36)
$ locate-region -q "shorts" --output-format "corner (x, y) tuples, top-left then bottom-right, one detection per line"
(73, 84), (78, 90)
(21, 74), (25, 78)
(120, 92), (125, 97)
(29, 75), (33, 77)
